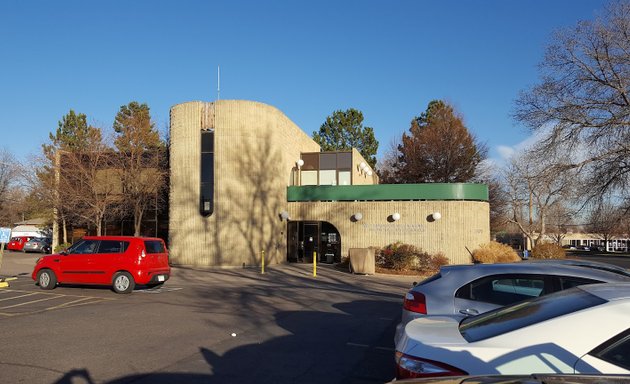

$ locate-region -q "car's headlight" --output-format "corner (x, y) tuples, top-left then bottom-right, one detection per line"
(35, 258), (42, 264)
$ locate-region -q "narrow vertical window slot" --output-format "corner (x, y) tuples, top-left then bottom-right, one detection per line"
(200, 130), (214, 216)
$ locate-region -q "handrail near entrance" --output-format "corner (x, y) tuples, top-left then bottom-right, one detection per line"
(287, 183), (488, 202)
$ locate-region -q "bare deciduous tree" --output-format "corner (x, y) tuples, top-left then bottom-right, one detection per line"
(587, 201), (624, 251)
(0, 149), (26, 227)
(514, 2), (630, 207)
(475, 161), (510, 235)
(545, 203), (576, 245)
(504, 149), (578, 248)
(56, 131), (122, 236)
(376, 137), (403, 184)
(113, 102), (168, 237)
(41, 110), (101, 244)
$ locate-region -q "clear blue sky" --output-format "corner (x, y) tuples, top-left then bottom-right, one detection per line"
(0, 0), (608, 165)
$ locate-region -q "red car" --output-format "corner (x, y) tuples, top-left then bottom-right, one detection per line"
(7, 236), (34, 251)
(32, 236), (171, 294)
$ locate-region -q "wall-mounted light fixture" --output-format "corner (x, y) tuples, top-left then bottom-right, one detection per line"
(392, 212), (401, 221)
(353, 212), (363, 221)
(432, 212), (442, 221)
(358, 162), (374, 178)
(296, 159), (304, 186)
(280, 211), (290, 221)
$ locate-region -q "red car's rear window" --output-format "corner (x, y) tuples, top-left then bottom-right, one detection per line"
(144, 240), (166, 254)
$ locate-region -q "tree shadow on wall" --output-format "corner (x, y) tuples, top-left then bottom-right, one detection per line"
(222, 127), (286, 266)
(169, 126), (286, 267)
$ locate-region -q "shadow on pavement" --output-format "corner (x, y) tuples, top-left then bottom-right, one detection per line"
(53, 299), (400, 384)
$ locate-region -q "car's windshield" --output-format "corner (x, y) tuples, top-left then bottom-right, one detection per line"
(459, 287), (607, 342)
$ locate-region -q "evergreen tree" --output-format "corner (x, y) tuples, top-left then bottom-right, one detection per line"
(313, 108), (379, 168)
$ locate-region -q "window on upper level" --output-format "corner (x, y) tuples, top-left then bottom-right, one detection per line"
(296, 151), (355, 186)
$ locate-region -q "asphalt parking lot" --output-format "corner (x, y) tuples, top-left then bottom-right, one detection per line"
(0, 286), (115, 317)
(0, 250), (416, 384)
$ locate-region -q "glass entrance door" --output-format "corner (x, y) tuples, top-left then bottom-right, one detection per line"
(303, 223), (319, 263)
(286, 221), (341, 264)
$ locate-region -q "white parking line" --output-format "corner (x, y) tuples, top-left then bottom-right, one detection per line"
(46, 297), (101, 310)
(0, 296), (63, 310)
(136, 287), (183, 294)
(0, 292), (40, 302)
(0, 289), (115, 316)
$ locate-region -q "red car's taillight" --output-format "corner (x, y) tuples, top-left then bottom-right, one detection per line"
(395, 352), (467, 379)
(403, 291), (427, 314)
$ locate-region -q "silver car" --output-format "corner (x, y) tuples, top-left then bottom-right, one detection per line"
(395, 261), (630, 343)
(23, 237), (52, 253)
(523, 258), (630, 277)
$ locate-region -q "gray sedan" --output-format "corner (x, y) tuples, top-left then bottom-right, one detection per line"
(23, 238), (52, 253)
(395, 261), (630, 343)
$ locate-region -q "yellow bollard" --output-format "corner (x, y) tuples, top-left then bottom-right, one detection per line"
(313, 251), (317, 277)
(0, 242), (6, 288)
(261, 250), (265, 274)
(0, 277), (15, 288)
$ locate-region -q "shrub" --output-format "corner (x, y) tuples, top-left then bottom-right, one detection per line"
(54, 242), (72, 253)
(531, 242), (566, 259)
(376, 242), (448, 273)
(472, 241), (520, 264)
(428, 252), (449, 273)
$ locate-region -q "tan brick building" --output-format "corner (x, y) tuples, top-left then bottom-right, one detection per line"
(169, 100), (489, 267)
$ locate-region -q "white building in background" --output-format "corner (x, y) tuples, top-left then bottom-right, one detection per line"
(563, 233), (629, 252)
(11, 218), (51, 238)
(497, 231), (629, 253)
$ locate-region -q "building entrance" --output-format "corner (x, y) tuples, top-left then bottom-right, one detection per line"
(287, 221), (341, 264)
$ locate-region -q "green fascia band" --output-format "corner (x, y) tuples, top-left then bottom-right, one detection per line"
(287, 183), (488, 202)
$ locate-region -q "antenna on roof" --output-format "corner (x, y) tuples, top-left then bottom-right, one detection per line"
(217, 65), (220, 101)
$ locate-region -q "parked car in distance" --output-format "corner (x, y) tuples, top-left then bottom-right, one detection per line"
(23, 237), (52, 254)
(395, 262), (630, 344)
(32, 236), (171, 294)
(395, 283), (630, 379)
(576, 245), (605, 251)
(7, 236), (34, 251)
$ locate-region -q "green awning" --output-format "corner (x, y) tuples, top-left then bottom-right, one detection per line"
(287, 183), (488, 202)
